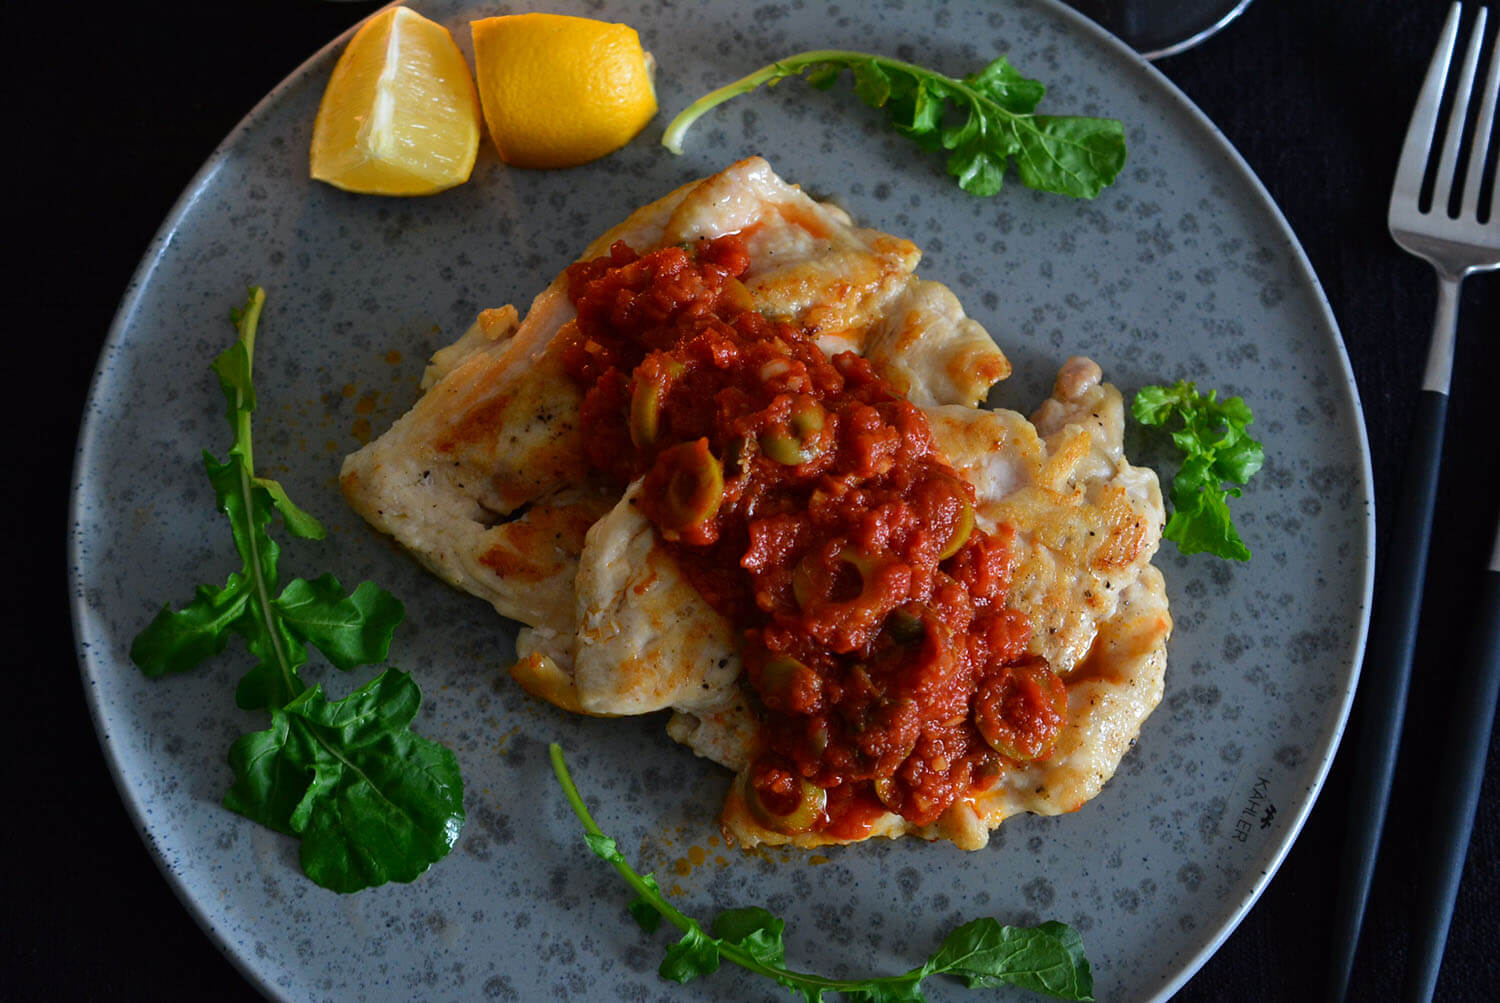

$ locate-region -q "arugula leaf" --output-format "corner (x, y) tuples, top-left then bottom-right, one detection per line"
(712, 907), (787, 967)
(662, 49), (1125, 199)
(274, 576), (404, 672)
(661, 926), (722, 983)
(225, 670), (464, 893)
(924, 918), (1093, 998)
(1131, 380), (1264, 561)
(130, 287), (464, 892)
(549, 743), (1093, 1001)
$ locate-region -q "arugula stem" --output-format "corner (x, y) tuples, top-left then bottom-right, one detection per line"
(549, 743), (699, 932)
(229, 290), (302, 707)
(230, 292), (397, 802)
(660, 48), (1125, 200)
(663, 49), (1015, 154)
(233, 288), (263, 473)
(664, 50), (896, 154)
(133, 286), (463, 893)
(239, 461), (301, 705)
(548, 744), (920, 995)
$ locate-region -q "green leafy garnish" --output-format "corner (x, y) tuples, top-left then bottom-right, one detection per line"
(1131, 380), (1264, 561)
(130, 287), (464, 892)
(661, 49), (1126, 199)
(550, 744), (1094, 1001)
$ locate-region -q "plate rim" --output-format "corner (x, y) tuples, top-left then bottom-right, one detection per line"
(66, 9), (384, 1000)
(67, 1), (1376, 999)
(1044, 1), (1375, 995)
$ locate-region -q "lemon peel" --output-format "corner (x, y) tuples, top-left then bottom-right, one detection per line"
(471, 13), (657, 170)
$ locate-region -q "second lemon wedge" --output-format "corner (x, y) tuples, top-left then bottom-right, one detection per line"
(471, 13), (657, 169)
(310, 6), (481, 196)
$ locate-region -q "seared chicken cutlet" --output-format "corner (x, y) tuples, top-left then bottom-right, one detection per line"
(667, 358), (1168, 848)
(342, 159), (1168, 852)
(341, 157), (1008, 663)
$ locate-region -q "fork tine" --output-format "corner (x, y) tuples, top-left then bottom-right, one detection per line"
(1394, 3), (1464, 204)
(1432, 7), (1488, 214)
(1464, 14), (1500, 219)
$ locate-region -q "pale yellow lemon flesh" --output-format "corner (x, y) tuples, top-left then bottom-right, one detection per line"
(310, 6), (481, 196)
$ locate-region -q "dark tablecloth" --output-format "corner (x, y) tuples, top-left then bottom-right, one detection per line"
(10, 0), (1497, 999)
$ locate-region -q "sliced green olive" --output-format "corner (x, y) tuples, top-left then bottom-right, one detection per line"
(884, 607), (925, 644)
(759, 398), (826, 465)
(937, 492), (975, 560)
(762, 653), (810, 692)
(792, 558), (814, 611)
(792, 543), (878, 611)
(746, 775), (827, 835)
(760, 431), (809, 465)
(791, 400), (825, 437)
(758, 655), (811, 705)
(629, 382), (662, 450)
(658, 439), (724, 537)
(806, 719), (830, 758)
(975, 660), (1068, 762)
(629, 360), (684, 450)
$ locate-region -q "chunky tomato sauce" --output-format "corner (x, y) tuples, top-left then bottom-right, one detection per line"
(563, 236), (1065, 838)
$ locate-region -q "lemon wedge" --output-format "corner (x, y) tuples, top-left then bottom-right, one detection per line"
(310, 6), (481, 196)
(470, 13), (657, 169)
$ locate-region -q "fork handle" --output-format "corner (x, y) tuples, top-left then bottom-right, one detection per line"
(1328, 384), (1450, 1000)
(1403, 530), (1500, 1002)
(1421, 274), (1462, 394)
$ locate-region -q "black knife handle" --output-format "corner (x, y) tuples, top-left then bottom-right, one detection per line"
(1403, 546), (1500, 1002)
(1328, 388), (1449, 1000)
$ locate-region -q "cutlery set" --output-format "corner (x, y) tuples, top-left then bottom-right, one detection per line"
(1330, 5), (1500, 1000)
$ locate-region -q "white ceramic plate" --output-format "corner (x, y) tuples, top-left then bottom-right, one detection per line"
(71, 1), (1372, 999)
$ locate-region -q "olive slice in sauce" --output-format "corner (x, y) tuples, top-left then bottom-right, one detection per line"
(755, 655), (820, 712)
(974, 659), (1068, 762)
(884, 606), (926, 644)
(873, 776), (902, 812)
(745, 775), (828, 836)
(656, 438), (724, 538)
(759, 398), (826, 465)
(937, 493), (976, 560)
(629, 359), (684, 450)
(791, 543), (878, 612)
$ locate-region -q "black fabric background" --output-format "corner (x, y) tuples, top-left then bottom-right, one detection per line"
(8, 0), (1498, 999)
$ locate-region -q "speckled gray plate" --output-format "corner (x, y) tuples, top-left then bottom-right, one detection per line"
(70, 1), (1373, 1000)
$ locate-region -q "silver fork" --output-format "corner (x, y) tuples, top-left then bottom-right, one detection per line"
(1329, 4), (1500, 1001)
(1390, 4), (1500, 386)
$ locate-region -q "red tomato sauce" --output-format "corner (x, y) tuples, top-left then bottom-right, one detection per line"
(563, 236), (1065, 835)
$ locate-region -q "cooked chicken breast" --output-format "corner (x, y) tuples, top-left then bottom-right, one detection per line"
(672, 359), (1170, 849)
(341, 157), (1008, 643)
(342, 160), (1166, 852)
